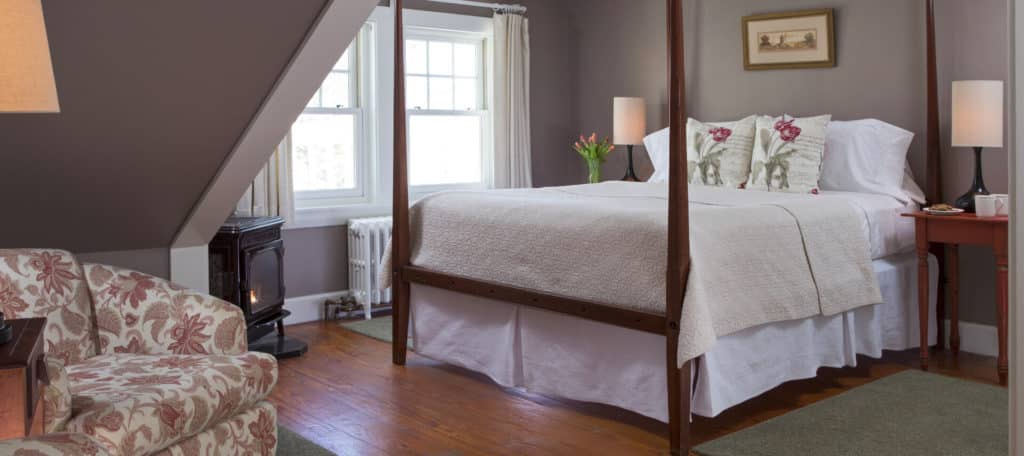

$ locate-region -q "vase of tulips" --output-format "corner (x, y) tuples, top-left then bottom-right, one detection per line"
(574, 133), (615, 184)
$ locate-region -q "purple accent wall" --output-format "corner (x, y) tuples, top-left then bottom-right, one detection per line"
(0, 0), (328, 253)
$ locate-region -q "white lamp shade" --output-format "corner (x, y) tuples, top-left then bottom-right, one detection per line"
(613, 97), (646, 145)
(0, 0), (60, 113)
(951, 80), (1002, 148)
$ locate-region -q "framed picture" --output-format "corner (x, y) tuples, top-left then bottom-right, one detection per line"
(742, 9), (835, 70)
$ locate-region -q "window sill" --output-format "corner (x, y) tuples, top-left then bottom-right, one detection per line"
(285, 184), (487, 230)
(286, 203), (391, 230)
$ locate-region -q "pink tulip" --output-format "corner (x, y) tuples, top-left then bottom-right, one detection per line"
(580, 135), (586, 143)
(609, 145), (616, 152)
(589, 133), (597, 143)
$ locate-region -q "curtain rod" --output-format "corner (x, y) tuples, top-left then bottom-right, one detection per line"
(425, 0), (527, 14)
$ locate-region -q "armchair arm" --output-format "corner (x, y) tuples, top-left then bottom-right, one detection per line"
(83, 264), (248, 356)
(42, 356), (71, 434)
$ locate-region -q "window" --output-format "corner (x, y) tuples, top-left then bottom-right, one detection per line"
(280, 7), (494, 228)
(405, 32), (488, 189)
(290, 25), (374, 208)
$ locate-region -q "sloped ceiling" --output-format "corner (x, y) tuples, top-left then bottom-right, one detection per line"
(0, 0), (328, 252)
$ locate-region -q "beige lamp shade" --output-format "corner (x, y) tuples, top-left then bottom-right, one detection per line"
(0, 0), (60, 113)
(613, 97), (646, 145)
(951, 80), (1002, 148)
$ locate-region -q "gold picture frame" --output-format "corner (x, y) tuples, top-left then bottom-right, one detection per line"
(742, 9), (835, 70)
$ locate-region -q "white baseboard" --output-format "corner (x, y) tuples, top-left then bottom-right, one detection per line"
(283, 290), (350, 325)
(944, 319), (999, 358)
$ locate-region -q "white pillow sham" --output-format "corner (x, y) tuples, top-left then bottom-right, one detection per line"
(644, 127), (671, 183)
(902, 162), (927, 205)
(819, 119), (915, 203)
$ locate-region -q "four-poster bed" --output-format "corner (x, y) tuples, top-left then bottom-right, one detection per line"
(390, 0), (942, 454)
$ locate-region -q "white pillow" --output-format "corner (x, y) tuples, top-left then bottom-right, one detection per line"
(819, 119), (915, 203)
(643, 127), (670, 183)
(902, 162), (927, 205)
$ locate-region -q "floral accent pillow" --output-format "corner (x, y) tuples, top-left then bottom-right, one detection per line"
(686, 116), (757, 188)
(748, 114), (831, 193)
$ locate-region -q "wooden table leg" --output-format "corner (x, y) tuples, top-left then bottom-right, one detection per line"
(915, 218), (930, 371)
(948, 244), (960, 354)
(931, 244), (946, 350)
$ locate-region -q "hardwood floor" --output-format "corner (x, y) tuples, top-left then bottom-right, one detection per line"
(269, 320), (1003, 455)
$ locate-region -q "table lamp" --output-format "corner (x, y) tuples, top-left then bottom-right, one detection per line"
(0, 0), (60, 113)
(951, 80), (1002, 212)
(613, 97), (645, 181)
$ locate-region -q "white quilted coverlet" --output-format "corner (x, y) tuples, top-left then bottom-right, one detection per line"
(389, 182), (882, 363)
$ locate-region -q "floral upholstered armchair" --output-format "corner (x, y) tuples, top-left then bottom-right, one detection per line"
(0, 249), (279, 456)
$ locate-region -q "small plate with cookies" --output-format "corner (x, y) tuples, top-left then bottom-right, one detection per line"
(923, 203), (965, 216)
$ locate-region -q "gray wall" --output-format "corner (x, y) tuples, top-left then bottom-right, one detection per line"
(935, 0), (1009, 325)
(76, 248), (170, 278)
(569, 0), (931, 182)
(283, 226), (349, 298)
(0, 0), (328, 254)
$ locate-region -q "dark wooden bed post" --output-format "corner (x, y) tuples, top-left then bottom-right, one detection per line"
(923, 0), (947, 352)
(665, 0), (692, 454)
(925, 0), (941, 206)
(392, 0), (412, 366)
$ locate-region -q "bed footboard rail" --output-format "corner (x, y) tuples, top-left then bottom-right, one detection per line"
(402, 266), (668, 334)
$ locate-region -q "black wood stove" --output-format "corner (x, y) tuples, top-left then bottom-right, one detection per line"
(209, 216), (307, 358)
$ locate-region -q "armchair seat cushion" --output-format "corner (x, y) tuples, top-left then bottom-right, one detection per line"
(0, 433), (111, 456)
(63, 352), (278, 456)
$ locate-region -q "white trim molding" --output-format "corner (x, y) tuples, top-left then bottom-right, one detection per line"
(1010, 0), (1021, 453)
(283, 290), (350, 325)
(169, 245), (210, 294)
(944, 320), (1000, 358)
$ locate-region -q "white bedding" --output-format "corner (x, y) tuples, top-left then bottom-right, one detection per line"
(818, 190), (917, 259)
(394, 183), (893, 364)
(409, 251), (938, 420)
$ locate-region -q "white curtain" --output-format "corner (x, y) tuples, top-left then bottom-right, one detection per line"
(493, 12), (532, 189)
(235, 144), (294, 223)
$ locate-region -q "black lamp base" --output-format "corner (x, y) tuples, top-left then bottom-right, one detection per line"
(954, 189), (990, 213)
(952, 146), (990, 213)
(622, 145), (640, 182)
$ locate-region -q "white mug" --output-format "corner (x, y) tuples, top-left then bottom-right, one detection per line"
(992, 193), (1010, 216)
(976, 194), (998, 217)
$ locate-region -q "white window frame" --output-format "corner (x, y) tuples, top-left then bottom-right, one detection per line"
(289, 6), (495, 229)
(404, 28), (492, 197)
(291, 23), (376, 209)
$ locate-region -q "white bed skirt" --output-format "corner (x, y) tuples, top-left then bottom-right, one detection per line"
(409, 251), (938, 421)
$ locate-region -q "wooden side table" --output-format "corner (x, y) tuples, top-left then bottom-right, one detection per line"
(902, 212), (1009, 384)
(0, 317), (49, 439)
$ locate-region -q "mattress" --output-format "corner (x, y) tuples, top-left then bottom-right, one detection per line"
(408, 251), (938, 420)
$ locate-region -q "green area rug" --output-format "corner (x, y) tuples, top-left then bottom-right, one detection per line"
(694, 370), (1007, 456)
(341, 316), (394, 342)
(279, 426), (334, 455)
